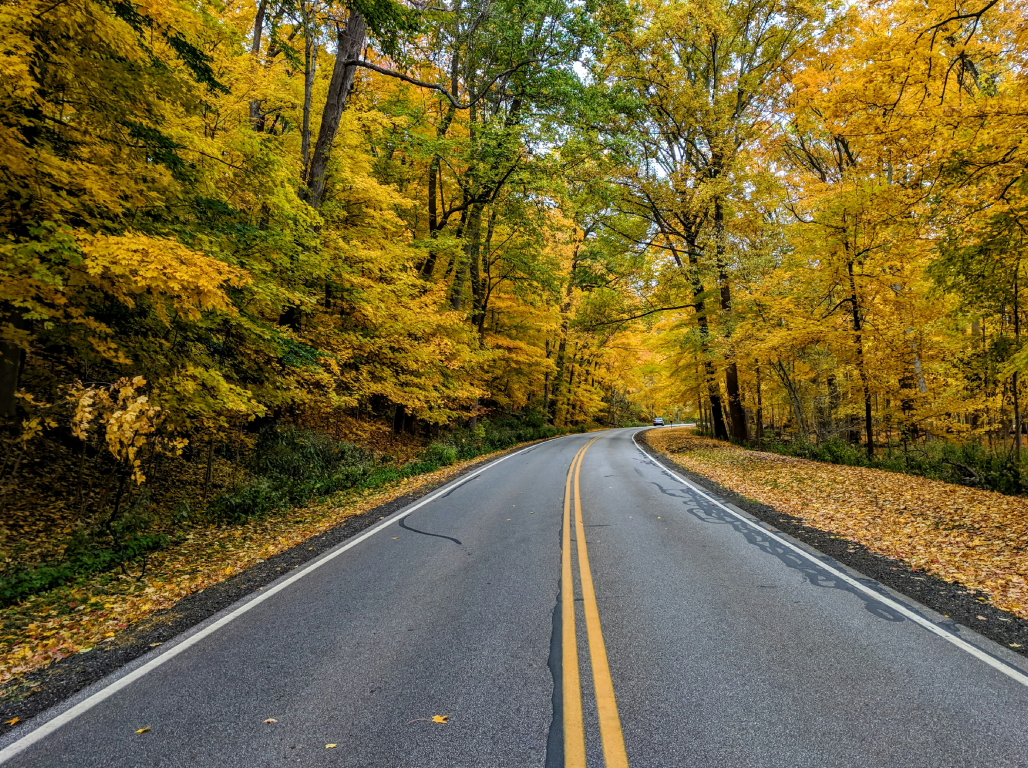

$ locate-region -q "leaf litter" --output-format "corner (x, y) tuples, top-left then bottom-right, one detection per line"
(0, 451), (511, 687)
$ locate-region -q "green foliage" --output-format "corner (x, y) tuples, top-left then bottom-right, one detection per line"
(209, 416), (562, 523)
(210, 426), (377, 521)
(0, 531), (168, 610)
(206, 477), (289, 522)
(439, 414), (561, 460)
(352, 0), (421, 57)
(421, 442), (457, 467)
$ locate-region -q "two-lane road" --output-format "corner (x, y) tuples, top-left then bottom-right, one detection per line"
(4, 429), (1028, 767)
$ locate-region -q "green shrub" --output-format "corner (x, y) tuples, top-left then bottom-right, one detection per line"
(207, 477), (288, 521)
(251, 425), (375, 489)
(0, 531), (168, 609)
(208, 426), (380, 521)
(435, 413), (563, 460)
(2, 417), (563, 607)
(422, 442), (457, 467)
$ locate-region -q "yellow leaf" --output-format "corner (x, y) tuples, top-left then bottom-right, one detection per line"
(136, 726), (150, 734)
(224, 567), (232, 575)
(5, 718), (19, 726)
(432, 715), (449, 724)
(325, 744), (337, 749)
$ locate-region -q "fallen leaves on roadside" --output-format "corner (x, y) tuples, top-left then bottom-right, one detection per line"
(0, 451), (515, 687)
(4, 718), (19, 726)
(135, 726), (150, 734)
(646, 431), (1028, 620)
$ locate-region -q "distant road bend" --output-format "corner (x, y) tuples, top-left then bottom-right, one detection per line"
(4, 429), (1028, 767)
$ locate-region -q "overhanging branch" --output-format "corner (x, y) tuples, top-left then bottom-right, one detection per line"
(339, 58), (539, 109)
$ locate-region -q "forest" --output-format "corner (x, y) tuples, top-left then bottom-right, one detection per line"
(2, 0), (1028, 606)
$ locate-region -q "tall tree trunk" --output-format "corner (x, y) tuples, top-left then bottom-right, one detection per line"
(847, 257), (874, 458)
(1015, 267), (1022, 460)
(755, 361), (764, 447)
(684, 229), (728, 440)
(548, 231), (584, 423)
(249, 0), (269, 129)
(420, 103), (458, 278)
(456, 202), (484, 314)
(563, 348), (579, 426)
(449, 100), (480, 309)
(543, 339), (551, 413)
(0, 341), (24, 418)
(470, 208), (496, 338)
(714, 198), (747, 441)
(304, 11), (367, 208)
(724, 359), (746, 440)
(300, 9), (317, 178)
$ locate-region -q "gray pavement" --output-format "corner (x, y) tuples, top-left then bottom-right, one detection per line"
(4, 428), (1028, 767)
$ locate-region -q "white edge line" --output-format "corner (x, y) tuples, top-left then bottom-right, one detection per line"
(631, 429), (1028, 689)
(0, 437), (565, 764)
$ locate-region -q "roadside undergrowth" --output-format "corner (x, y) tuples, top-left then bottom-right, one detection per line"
(644, 429), (1028, 619)
(0, 445), (531, 687)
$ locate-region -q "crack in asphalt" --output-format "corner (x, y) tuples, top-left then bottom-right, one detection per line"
(398, 516), (463, 546)
(648, 480), (904, 622)
(438, 474), (480, 499)
(543, 521), (564, 768)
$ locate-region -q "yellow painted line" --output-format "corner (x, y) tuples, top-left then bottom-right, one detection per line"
(562, 443), (588, 768)
(574, 438), (630, 768)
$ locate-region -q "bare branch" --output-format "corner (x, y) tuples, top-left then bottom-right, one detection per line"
(339, 58), (539, 109)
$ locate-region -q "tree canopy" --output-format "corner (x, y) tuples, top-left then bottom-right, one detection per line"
(3, 0), (1028, 479)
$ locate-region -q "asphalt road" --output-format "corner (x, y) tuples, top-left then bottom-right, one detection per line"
(4, 428), (1028, 767)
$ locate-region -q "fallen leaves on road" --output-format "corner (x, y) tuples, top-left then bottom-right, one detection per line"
(0, 451), (516, 688)
(646, 431), (1028, 618)
(135, 726), (150, 734)
(263, 718), (278, 724)
(326, 744), (337, 749)
(404, 715), (449, 725)
(4, 718), (18, 726)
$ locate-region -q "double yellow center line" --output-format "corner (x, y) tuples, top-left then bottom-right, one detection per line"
(562, 438), (629, 768)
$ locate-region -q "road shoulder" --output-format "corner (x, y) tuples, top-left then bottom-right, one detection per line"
(0, 440), (554, 732)
(636, 429), (1028, 664)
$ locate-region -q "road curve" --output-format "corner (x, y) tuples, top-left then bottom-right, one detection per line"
(3, 428), (1028, 767)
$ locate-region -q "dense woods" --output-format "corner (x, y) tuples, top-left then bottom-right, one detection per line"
(604, 0), (1028, 492)
(3, 0), (1028, 600)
